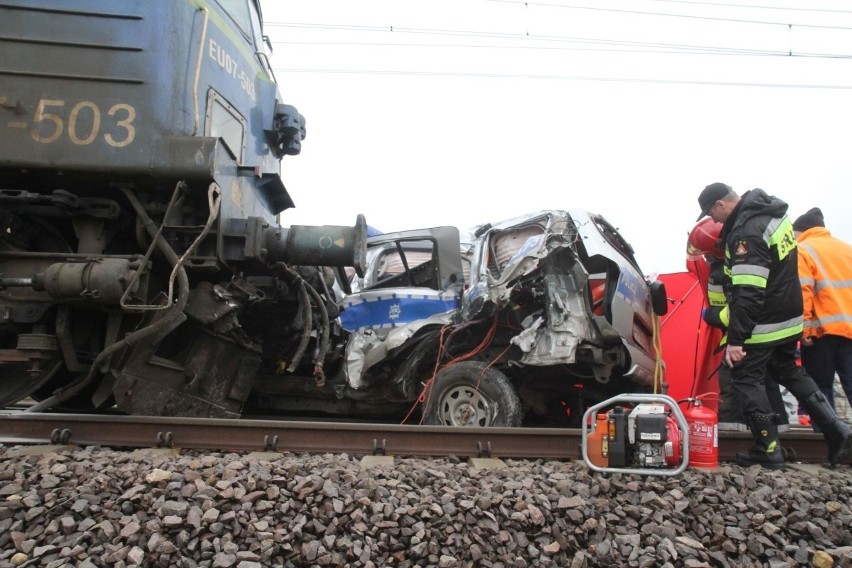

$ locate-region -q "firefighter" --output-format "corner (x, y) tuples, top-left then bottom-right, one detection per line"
(695, 182), (852, 468)
(687, 218), (791, 432)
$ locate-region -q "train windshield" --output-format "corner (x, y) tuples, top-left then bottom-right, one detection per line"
(216, 0), (252, 40)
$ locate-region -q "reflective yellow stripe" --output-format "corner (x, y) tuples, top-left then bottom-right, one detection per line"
(733, 263), (770, 278)
(732, 274), (767, 287)
(719, 306), (729, 326)
(731, 264), (768, 286)
(753, 316), (802, 334)
(766, 217), (796, 260)
(744, 322), (803, 344)
(708, 289), (726, 307)
(744, 325), (802, 344)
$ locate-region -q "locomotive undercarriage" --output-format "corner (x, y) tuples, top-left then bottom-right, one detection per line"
(0, 182), (366, 418)
(0, 188), (139, 410)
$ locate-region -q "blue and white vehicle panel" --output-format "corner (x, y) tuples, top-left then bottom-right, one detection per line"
(339, 289), (459, 332)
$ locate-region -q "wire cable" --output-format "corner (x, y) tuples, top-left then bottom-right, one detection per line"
(274, 67), (852, 90)
(485, 0), (852, 30)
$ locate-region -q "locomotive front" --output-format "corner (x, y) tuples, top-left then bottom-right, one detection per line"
(0, 0), (365, 417)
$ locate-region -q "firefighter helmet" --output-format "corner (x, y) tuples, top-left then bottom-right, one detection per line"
(687, 217), (724, 260)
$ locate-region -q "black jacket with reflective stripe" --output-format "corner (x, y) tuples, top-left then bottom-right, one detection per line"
(719, 189), (803, 347)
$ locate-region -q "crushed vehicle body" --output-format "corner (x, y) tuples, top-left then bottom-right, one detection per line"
(249, 209), (667, 427)
(461, 210), (663, 397)
(249, 226), (465, 419)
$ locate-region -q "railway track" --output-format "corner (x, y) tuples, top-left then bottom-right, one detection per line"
(0, 410), (832, 465)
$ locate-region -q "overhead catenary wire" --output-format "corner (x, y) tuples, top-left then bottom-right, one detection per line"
(639, 0), (852, 16)
(269, 39), (850, 60)
(484, 0), (852, 31)
(265, 0), (852, 84)
(267, 0), (852, 48)
(267, 21), (852, 59)
(266, 0), (852, 90)
(272, 67), (852, 90)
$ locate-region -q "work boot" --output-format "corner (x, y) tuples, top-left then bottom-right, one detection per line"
(801, 391), (852, 466)
(736, 412), (785, 470)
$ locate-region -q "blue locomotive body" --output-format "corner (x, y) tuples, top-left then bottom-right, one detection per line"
(1, 0), (297, 217)
(0, 0), (365, 417)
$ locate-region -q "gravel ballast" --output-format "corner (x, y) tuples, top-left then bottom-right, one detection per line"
(1, 445), (851, 567)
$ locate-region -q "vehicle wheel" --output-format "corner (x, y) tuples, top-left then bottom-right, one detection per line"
(421, 361), (523, 427)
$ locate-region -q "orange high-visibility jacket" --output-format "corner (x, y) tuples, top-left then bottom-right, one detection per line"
(796, 226), (852, 340)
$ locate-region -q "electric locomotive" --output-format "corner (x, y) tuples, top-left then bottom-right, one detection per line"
(0, 0), (366, 417)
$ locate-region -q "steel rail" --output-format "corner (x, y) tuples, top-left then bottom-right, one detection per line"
(0, 412), (578, 459)
(0, 411), (832, 464)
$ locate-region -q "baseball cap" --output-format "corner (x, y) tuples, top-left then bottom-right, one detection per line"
(696, 182), (732, 222)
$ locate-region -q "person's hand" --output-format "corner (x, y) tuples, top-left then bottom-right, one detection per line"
(725, 345), (746, 367)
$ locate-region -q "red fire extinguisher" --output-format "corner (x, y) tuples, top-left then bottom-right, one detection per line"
(683, 398), (718, 469)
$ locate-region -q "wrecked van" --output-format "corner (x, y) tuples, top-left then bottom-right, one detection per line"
(248, 210), (666, 427)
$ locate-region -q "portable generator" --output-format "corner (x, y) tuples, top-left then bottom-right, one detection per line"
(582, 394), (689, 476)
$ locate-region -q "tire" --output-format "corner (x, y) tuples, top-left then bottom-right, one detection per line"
(421, 361), (523, 427)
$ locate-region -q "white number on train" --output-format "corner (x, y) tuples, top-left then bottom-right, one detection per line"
(28, 98), (137, 148)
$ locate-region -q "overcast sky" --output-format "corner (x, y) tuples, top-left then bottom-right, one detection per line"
(259, 0), (852, 275)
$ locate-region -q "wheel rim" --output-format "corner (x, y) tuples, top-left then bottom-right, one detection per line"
(0, 329), (63, 407)
(437, 385), (495, 426)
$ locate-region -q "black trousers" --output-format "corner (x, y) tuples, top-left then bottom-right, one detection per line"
(718, 364), (789, 424)
(731, 339), (820, 419)
(801, 334), (852, 411)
